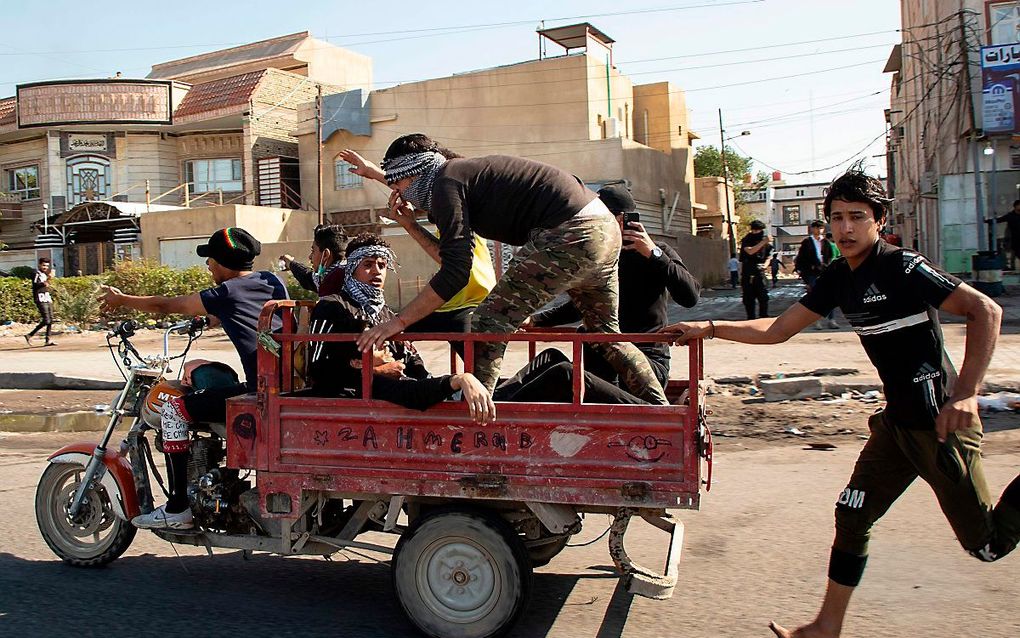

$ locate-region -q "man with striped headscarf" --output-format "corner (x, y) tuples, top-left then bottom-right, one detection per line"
(356, 134), (668, 406)
(306, 233), (494, 422)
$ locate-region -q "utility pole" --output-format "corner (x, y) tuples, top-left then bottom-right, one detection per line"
(316, 84), (324, 226)
(959, 11), (986, 252)
(718, 109), (737, 255)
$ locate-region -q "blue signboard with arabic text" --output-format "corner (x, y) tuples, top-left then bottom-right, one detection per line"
(981, 44), (1020, 134)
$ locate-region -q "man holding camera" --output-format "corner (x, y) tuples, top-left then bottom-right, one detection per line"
(740, 219), (773, 319)
(527, 184), (700, 387)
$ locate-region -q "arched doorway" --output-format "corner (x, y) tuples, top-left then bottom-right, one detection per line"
(66, 155), (111, 206)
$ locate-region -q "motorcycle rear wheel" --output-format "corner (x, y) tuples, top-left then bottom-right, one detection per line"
(35, 462), (136, 567)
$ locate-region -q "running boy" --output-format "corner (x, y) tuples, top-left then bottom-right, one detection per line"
(665, 167), (1019, 638)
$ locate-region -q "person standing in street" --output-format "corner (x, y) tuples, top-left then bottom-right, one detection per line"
(25, 257), (55, 347)
(665, 167), (1019, 638)
(739, 220), (771, 319)
(986, 199), (1020, 271)
(769, 252), (782, 288)
(727, 253), (739, 289)
(526, 183), (700, 388)
(795, 220), (839, 329)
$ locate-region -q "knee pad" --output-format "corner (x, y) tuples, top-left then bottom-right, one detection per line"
(160, 397), (193, 454)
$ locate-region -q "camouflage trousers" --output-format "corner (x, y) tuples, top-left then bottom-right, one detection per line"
(470, 205), (668, 405)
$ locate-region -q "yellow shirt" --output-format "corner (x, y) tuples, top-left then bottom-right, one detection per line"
(438, 234), (496, 312)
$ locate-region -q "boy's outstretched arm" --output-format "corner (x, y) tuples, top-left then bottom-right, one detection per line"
(664, 302), (820, 345)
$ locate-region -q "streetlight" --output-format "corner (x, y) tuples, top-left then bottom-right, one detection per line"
(718, 107), (751, 254)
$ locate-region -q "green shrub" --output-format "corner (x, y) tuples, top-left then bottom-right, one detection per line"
(50, 276), (104, 326)
(8, 265), (36, 279)
(282, 272), (317, 301)
(0, 277), (35, 322)
(103, 260), (213, 322)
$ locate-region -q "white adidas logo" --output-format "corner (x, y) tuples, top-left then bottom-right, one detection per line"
(863, 284), (887, 303)
(912, 362), (941, 383)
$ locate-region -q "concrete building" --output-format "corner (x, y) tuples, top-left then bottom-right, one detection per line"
(885, 1), (1020, 274)
(770, 181), (829, 257)
(0, 32), (368, 274)
(294, 23), (729, 289)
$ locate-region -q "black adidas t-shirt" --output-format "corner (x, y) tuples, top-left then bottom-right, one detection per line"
(800, 240), (962, 429)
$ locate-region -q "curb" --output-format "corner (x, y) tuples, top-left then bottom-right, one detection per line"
(0, 372), (120, 391)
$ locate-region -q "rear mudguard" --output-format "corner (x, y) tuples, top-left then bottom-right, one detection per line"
(48, 444), (140, 521)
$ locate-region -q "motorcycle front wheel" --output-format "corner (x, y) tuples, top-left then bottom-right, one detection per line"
(35, 462), (136, 567)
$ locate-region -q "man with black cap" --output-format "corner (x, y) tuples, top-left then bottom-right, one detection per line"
(525, 183), (700, 387)
(99, 227), (288, 530)
(740, 219), (772, 319)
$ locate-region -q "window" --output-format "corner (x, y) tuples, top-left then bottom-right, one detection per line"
(783, 205), (801, 224)
(815, 202), (825, 219)
(795, 189), (805, 197)
(7, 165), (39, 200)
(335, 159), (363, 190)
(185, 159), (242, 193)
(990, 2), (1020, 44)
(758, 191), (767, 201)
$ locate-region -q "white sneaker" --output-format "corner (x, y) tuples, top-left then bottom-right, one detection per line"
(132, 504), (194, 530)
(827, 319), (839, 329)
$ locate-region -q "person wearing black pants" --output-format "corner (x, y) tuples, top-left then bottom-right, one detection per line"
(493, 348), (645, 404)
(739, 220), (771, 319)
(100, 227), (288, 530)
(25, 257), (55, 346)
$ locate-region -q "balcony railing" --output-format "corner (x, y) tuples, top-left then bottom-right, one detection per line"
(0, 192), (23, 220)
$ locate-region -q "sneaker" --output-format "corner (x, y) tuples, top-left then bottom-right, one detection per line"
(44, 341), (57, 347)
(827, 319), (839, 329)
(132, 504), (194, 530)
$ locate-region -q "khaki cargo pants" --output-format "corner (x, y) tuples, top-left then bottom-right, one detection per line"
(469, 205), (668, 406)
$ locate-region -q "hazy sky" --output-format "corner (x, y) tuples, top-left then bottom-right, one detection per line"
(1, 0), (901, 184)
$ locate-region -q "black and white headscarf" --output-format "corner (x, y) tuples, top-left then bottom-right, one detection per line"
(381, 151), (447, 212)
(342, 244), (397, 326)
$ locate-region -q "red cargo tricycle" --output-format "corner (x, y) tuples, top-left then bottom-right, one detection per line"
(36, 300), (711, 638)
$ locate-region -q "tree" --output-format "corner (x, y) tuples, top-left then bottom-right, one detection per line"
(695, 145), (765, 240)
(693, 145), (754, 181)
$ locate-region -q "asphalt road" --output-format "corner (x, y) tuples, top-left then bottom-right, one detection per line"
(1, 431), (1018, 638)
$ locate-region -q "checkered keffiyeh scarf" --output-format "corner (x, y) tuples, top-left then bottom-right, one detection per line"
(343, 245), (397, 325)
(381, 151), (447, 212)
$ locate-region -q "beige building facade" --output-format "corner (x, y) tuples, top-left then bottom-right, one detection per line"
(0, 33), (367, 275)
(294, 24), (728, 287)
(886, 1), (1020, 273)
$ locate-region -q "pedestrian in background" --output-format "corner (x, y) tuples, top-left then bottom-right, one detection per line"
(769, 252), (781, 288)
(727, 253), (739, 289)
(25, 257), (55, 347)
(739, 220), (771, 319)
(795, 220), (839, 329)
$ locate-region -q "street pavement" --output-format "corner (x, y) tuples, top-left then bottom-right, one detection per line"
(1, 431), (1018, 638)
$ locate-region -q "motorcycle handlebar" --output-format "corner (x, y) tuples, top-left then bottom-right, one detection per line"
(108, 319), (139, 339)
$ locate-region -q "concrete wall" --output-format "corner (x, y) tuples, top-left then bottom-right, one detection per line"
(139, 204), (315, 264)
(675, 234), (729, 287)
(297, 37), (373, 95)
(121, 133), (179, 201)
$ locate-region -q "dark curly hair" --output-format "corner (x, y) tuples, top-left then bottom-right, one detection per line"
(383, 133), (462, 162)
(345, 232), (391, 257)
(822, 163), (891, 221)
(312, 223), (347, 257)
